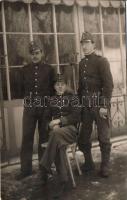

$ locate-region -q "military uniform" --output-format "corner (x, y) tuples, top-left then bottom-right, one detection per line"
(20, 42), (56, 176)
(40, 90), (81, 183)
(78, 32), (114, 177)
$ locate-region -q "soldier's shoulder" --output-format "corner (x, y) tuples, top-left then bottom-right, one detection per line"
(80, 57), (85, 62)
(95, 54), (109, 63)
(94, 53), (102, 59)
(43, 63), (53, 69)
(65, 87), (74, 95)
(22, 63), (30, 70)
(79, 58), (85, 66)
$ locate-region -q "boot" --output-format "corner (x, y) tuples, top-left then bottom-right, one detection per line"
(40, 166), (48, 185)
(99, 162), (110, 178)
(99, 144), (111, 178)
(16, 170), (33, 180)
(53, 181), (67, 199)
(82, 151), (95, 172)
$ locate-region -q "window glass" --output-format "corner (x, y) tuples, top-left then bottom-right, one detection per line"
(7, 35), (30, 66)
(83, 7), (100, 33)
(102, 8), (119, 33)
(0, 3), (2, 32)
(33, 35), (56, 64)
(104, 35), (121, 60)
(0, 35), (4, 66)
(110, 61), (124, 95)
(93, 34), (102, 55)
(0, 68), (7, 100)
(120, 8), (125, 33)
(60, 64), (75, 90)
(5, 2), (29, 32)
(32, 4), (53, 33)
(58, 35), (75, 64)
(10, 67), (24, 99)
(56, 5), (74, 33)
(122, 35), (126, 58)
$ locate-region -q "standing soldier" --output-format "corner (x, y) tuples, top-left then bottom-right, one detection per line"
(17, 41), (56, 179)
(78, 32), (114, 177)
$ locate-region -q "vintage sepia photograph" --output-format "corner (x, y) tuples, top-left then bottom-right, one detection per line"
(0, 0), (126, 199)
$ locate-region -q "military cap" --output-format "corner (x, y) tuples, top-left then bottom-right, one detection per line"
(29, 40), (42, 54)
(56, 73), (66, 83)
(80, 31), (94, 43)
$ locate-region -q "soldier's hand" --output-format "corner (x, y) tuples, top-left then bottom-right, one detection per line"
(53, 125), (60, 130)
(49, 119), (60, 129)
(99, 108), (108, 119)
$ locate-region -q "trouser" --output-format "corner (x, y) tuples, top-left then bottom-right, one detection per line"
(78, 108), (111, 157)
(20, 107), (49, 174)
(40, 125), (77, 182)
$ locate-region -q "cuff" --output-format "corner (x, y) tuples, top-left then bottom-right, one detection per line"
(60, 117), (68, 127)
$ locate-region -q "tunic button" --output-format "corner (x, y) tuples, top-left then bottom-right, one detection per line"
(35, 92), (38, 95)
(86, 58), (88, 61)
(35, 72), (37, 75)
(35, 66), (38, 69)
(35, 79), (37, 81)
(35, 85), (37, 88)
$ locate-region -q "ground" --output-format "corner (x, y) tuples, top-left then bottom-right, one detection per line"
(1, 137), (127, 200)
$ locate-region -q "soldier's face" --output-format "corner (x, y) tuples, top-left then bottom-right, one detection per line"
(30, 50), (43, 64)
(54, 82), (66, 95)
(81, 40), (95, 55)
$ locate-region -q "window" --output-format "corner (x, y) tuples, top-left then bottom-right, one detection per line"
(102, 7), (119, 33)
(56, 5), (74, 33)
(83, 7), (100, 33)
(0, 3), (2, 32)
(56, 5), (76, 86)
(32, 4), (53, 33)
(82, 6), (126, 95)
(0, 2), (126, 100)
(5, 2), (29, 33)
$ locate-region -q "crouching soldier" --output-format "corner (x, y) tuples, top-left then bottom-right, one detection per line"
(40, 74), (81, 197)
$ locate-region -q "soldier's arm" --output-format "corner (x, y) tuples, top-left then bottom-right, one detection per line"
(60, 95), (81, 126)
(77, 62), (83, 99)
(20, 66), (25, 98)
(99, 57), (114, 107)
(49, 66), (56, 96)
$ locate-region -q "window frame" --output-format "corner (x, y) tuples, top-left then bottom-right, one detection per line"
(0, 1), (126, 100)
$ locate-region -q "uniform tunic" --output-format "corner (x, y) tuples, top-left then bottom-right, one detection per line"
(20, 61), (56, 174)
(40, 91), (81, 182)
(78, 53), (114, 153)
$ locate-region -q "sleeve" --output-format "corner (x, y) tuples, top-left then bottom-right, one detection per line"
(77, 62), (82, 101)
(44, 107), (52, 122)
(43, 95), (53, 121)
(99, 57), (114, 107)
(49, 66), (57, 96)
(60, 95), (81, 126)
(20, 66), (25, 98)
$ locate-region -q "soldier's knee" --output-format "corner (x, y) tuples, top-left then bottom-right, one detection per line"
(78, 140), (92, 152)
(50, 129), (61, 140)
(99, 142), (111, 152)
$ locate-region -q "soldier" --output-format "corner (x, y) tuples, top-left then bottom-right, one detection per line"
(17, 41), (56, 179)
(40, 74), (81, 197)
(78, 32), (114, 177)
